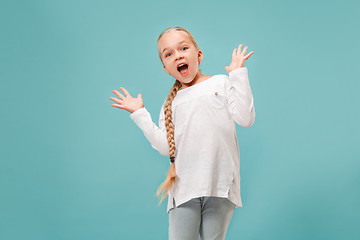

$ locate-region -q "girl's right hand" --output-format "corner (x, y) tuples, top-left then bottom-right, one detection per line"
(110, 87), (144, 114)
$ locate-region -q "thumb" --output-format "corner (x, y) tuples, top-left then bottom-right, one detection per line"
(137, 93), (142, 99)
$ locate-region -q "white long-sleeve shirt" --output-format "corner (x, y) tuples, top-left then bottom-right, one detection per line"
(129, 67), (255, 213)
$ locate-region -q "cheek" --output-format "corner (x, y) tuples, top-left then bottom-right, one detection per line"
(191, 58), (200, 67)
(163, 61), (171, 69)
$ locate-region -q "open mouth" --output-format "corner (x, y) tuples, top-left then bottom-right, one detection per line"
(177, 64), (189, 76)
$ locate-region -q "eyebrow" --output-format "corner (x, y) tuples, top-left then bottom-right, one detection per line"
(162, 40), (189, 54)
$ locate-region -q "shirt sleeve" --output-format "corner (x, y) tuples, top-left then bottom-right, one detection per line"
(225, 67), (255, 127)
(129, 105), (170, 156)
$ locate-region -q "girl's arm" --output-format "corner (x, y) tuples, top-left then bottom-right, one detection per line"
(226, 67), (255, 127)
(110, 87), (170, 156)
(224, 44), (255, 127)
(129, 104), (170, 156)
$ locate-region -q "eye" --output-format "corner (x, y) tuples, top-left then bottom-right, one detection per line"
(165, 52), (172, 57)
(181, 46), (188, 51)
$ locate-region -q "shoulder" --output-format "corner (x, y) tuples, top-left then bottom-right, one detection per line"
(213, 73), (230, 80)
(211, 74), (230, 86)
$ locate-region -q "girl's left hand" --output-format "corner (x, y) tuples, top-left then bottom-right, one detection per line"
(225, 44), (254, 73)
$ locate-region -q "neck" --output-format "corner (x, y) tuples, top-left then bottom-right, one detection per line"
(181, 71), (210, 90)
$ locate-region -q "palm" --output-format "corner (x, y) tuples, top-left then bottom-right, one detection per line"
(225, 44), (254, 73)
(110, 87), (144, 113)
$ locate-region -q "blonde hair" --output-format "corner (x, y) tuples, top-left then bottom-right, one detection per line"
(155, 27), (201, 204)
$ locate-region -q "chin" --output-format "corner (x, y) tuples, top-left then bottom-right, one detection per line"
(180, 77), (194, 84)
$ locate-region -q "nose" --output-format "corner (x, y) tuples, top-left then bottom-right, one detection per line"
(174, 51), (183, 61)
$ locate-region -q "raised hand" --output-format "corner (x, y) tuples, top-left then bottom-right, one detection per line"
(110, 87), (144, 113)
(225, 44), (254, 73)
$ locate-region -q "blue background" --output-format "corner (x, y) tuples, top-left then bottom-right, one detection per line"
(1, 0), (359, 239)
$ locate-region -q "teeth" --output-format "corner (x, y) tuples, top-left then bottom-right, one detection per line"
(178, 64), (186, 68)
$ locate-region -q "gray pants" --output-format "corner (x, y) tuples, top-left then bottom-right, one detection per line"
(168, 196), (236, 240)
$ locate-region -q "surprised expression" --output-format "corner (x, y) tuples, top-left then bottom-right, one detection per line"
(159, 31), (203, 83)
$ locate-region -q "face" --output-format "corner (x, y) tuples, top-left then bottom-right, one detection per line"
(158, 31), (203, 86)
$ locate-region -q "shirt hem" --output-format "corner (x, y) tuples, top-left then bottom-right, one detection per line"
(167, 187), (242, 214)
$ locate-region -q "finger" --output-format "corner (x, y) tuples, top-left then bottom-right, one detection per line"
(232, 48), (236, 58)
(237, 44), (243, 56)
(242, 46), (248, 55)
(120, 87), (130, 97)
(111, 103), (125, 109)
(110, 96), (123, 105)
(245, 51), (254, 59)
(112, 89), (125, 100)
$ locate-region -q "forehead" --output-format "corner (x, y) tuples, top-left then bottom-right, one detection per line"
(159, 31), (192, 52)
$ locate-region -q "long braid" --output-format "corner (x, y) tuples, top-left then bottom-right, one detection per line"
(156, 79), (182, 204)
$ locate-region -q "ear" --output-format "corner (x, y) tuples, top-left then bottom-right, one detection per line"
(198, 50), (203, 63)
(163, 65), (170, 74)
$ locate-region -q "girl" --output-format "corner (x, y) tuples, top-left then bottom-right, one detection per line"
(110, 27), (255, 240)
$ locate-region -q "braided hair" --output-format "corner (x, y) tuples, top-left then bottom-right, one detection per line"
(155, 79), (182, 204)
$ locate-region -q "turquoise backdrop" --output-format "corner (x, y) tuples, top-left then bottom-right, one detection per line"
(1, 0), (359, 239)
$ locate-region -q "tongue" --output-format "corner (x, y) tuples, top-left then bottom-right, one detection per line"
(180, 66), (189, 76)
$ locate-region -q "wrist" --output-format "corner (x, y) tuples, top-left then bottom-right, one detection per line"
(131, 107), (143, 114)
(229, 67), (247, 75)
